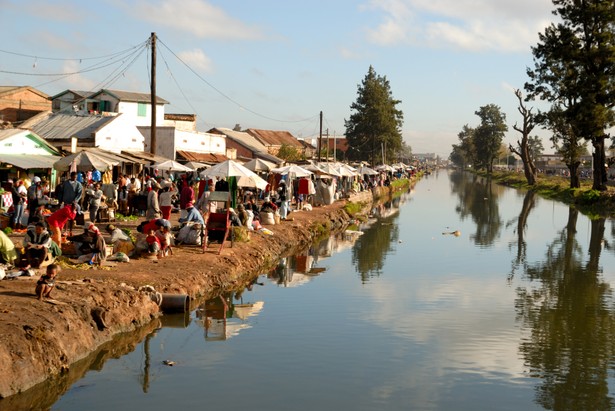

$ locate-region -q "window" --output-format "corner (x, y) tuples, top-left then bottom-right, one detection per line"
(138, 103), (147, 117)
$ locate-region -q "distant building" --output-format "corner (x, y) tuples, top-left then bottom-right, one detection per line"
(139, 126), (227, 163)
(0, 86), (51, 124)
(49, 88), (169, 127)
(21, 111), (145, 153)
(209, 127), (283, 165)
(245, 128), (305, 157)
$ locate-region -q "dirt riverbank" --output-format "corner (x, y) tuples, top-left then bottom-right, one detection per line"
(0, 196), (363, 399)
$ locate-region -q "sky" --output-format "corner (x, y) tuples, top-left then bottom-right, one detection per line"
(0, 0), (557, 157)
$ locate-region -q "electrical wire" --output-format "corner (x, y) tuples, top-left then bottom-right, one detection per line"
(157, 38), (319, 124)
(0, 41), (147, 62)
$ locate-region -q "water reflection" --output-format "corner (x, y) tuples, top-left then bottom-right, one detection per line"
(350, 191), (414, 282)
(508, 191), (537, 282)
(450, 171), (504, 247)
(516, 208), (615, 410)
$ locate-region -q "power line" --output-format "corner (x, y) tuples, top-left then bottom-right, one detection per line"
(0, 42), (147, 77)
(157, 38), (319, 125)
(0, 41), (148, 62)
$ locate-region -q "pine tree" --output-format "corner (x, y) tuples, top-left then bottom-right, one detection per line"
(345, 66), (403, 164)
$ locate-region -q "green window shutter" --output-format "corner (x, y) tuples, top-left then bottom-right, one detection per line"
(138, 103), (147, 117)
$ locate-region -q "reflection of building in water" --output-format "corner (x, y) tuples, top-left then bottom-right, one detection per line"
(195, 293), (264, 341)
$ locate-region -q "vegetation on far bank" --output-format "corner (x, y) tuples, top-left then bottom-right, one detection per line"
(476, 170), (615, 218)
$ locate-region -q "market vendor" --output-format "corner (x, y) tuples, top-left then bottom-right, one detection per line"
(179, 202), (204, 225)
(105, 224), (135, 256)
(46, 203), (77, 245)
(23, 222), (52, 269)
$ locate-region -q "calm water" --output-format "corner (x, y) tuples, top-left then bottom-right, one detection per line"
(6, 170), (615, 410)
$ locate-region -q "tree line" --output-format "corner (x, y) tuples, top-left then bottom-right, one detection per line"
(450, 0), (615, 190)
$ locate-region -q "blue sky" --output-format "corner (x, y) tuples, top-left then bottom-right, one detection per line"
(0, 0), (556, 157)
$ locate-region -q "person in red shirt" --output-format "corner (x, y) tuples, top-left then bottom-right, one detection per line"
(179, 178), (194, 219)
(46, 204), (76, 245)
(145, 228), (161, 255)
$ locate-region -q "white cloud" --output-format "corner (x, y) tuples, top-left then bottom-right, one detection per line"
(362, 0), (554, 52)
(177, 48), (213, 73)
(131, 0), (266, 40)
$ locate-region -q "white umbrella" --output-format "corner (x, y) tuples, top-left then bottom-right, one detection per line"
(54, 150), (117, 172)
(333, 163), (358, 177)
(356, 166), (379, 176)
(201, 160), (268, 190)
(154, 160), (193, 172)
(184, 161), (210, 170)
(317, 163), (342, 177)
(271, 164), (313, 177)
(375, 164), (395, 172)
(243, 158), (275, 172)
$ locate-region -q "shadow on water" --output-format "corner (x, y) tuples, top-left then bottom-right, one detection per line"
(0, 319), (162, 411)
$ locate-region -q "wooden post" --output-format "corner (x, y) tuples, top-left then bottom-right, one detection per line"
(150, 32), (157, 155)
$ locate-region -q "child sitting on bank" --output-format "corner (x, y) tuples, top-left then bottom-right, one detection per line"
(35, 263), (60, 300)
(145, 228), (161, 256)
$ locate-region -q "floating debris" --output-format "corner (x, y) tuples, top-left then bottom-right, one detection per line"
(442, 230), (461, 237)
(163, 360), (176, 366)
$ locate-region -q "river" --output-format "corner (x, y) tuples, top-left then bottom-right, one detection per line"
(7, 169), (615, 410)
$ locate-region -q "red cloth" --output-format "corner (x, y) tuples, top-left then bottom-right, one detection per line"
(160, 205), (172, 220)
(146, 234), (160, 246)
(298, 178), (310, 195)
(142, 219), (159, 234)
(180, 185), (194, 209)
(46, 206), (76, 229)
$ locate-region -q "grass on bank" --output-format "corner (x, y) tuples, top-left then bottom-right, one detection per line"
(476, 170), (615, 218)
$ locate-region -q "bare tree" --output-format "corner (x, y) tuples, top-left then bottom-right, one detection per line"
(509, 89), (538, 185)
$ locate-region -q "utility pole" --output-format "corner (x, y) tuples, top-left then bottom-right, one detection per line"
(318, 111), (323, 162)
(325, 129), (329, 162)
(150, 32), (157, 155)
(333, 130), (336, 161)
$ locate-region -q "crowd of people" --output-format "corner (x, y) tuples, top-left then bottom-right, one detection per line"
(0, 164), (414, 296)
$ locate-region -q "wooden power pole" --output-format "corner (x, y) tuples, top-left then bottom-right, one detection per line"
(150, 32), (157, 155)
(318, 111), (323, 162)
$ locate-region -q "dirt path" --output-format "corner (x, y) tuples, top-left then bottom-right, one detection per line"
(0, 199), (354, 398)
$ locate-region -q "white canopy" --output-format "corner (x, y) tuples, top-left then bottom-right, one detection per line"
(271, 164), (313, 177)
(200, 159), (268, 190)
(243, 158), (275, 172)
(356, 166), (379, 176)
(53, 150), (117, 172)
(154, 160), (194, 172)
(184, 161), (210, 170)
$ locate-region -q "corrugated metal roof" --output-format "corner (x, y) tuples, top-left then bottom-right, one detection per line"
(211, 127), (268, 152)
(246, 128), (303, 148)
(0, 86), (49, 99)
(0, 154), (60, 169)
(24, 112), (116, 141)
(49, 89), (93, 100)
(89, 89), (169, 104)
(176, 150), (229, 164)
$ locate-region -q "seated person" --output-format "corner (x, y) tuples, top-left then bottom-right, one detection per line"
(35, 263), (60, 300)
(105, 224), (135, 256)
(179, 202), (205, 225)
(260, 196), (278, 213)
(0, 230), (18, 266)
(85, 223), (107, 266)
(145, 228), (161, 256)
(236, 204), (249, 227)
(23, 222), (52, 269)
(244, 196), (260, 221)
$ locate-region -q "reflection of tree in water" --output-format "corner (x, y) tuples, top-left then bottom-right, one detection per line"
(351, 201), (399, 282)
(516, 210), (615, 410)
(449, 171), (503, 247)
(507, 191), (536, 282)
